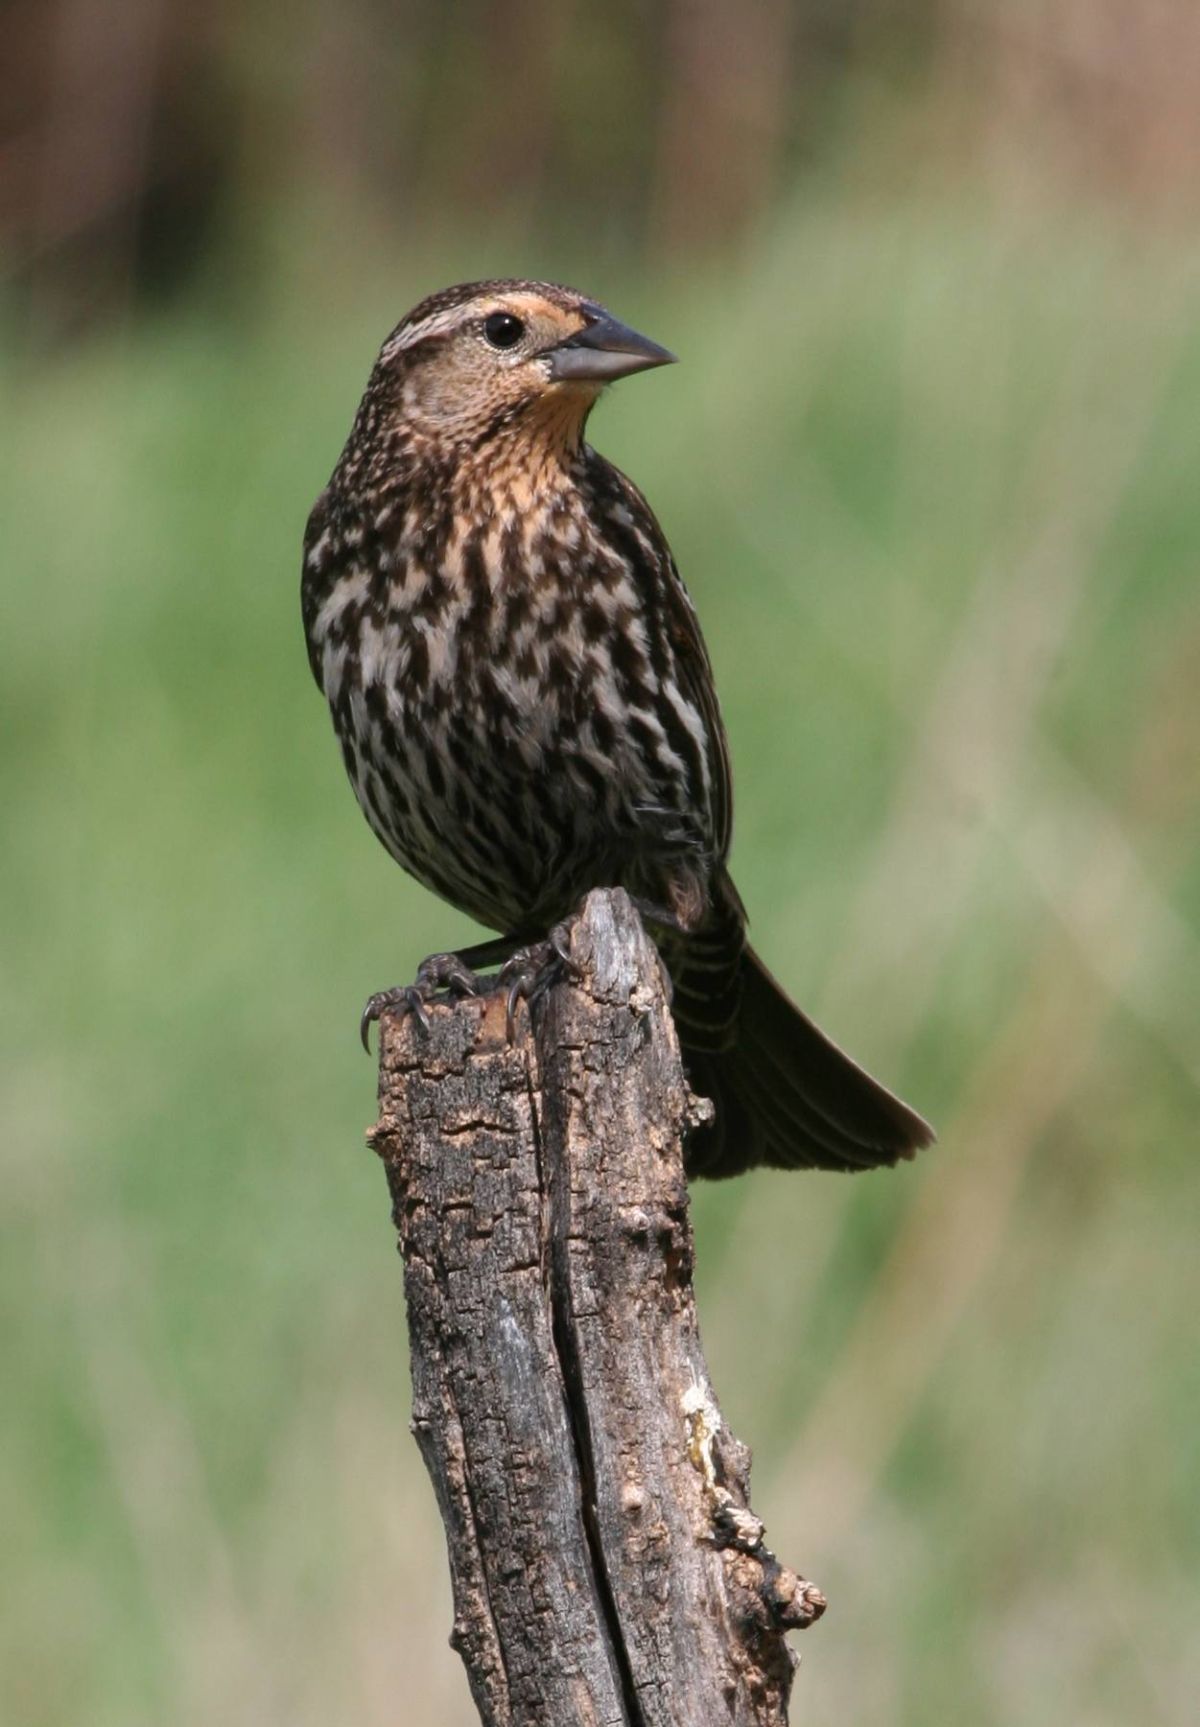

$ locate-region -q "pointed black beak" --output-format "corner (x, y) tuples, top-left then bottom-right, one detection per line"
(546, 310), (677, 384)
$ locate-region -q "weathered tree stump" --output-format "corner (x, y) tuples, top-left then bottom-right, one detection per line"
(368, 888), (824, 1725)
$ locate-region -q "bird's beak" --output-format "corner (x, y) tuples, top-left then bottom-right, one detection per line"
(546, 311), (677, 384)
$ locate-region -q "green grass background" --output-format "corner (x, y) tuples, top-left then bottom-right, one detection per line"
(3, 193), (1199, 1725)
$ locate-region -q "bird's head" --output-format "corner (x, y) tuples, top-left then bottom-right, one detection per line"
(367, 279), (676, 461)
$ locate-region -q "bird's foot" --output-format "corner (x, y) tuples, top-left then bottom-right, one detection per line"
(625, 897), (686, 1005)
(360, 952), (480, 1052)
(498, 920), (580, 1041)
(629, 895), (692, 937)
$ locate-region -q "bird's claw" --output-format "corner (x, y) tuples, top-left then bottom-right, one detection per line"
(359, 952), (480, 1052)
(629, 895), (691, 937)
(359, 985), (427, 1051)
(497, 921), (579, 1042)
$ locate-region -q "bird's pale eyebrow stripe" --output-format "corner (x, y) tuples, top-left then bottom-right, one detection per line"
(382, 305), (476, 359)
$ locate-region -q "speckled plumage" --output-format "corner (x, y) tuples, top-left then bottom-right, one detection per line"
(302, 279), (933, 1176)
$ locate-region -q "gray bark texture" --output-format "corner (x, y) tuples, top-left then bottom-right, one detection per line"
(368, 888), (825, 1726)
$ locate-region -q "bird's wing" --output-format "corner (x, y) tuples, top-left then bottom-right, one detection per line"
(584, 453), (733, 863)
(659, 547), (733, 862)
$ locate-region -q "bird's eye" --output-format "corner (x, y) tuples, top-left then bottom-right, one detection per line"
(483, 311), (526, 350)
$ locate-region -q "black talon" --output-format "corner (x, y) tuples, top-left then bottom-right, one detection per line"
(505, 974), (528, 1042)
(497, 920), (579, 1042)
(360, 986), (406, 1053)
(359, 952), (481, 1052)
(416, 952), (481, 1000)
(548, 920), (580, 974)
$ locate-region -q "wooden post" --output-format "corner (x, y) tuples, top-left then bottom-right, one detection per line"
(368, 888), (825, 1726)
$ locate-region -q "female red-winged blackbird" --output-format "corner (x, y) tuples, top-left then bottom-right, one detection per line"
(302, 279), (933, 1177)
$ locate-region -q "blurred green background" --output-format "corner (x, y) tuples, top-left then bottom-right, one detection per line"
(3, 3), (1199, 1723)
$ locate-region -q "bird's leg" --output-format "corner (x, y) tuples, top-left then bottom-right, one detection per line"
(629, 896), (693, 937)
(626, 896), (698, 1009)
(449, 935), (525, 973)
(498, 918), (580, 1042)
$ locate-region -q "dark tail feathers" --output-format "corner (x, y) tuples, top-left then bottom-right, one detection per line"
(680, 945), (935, 1180)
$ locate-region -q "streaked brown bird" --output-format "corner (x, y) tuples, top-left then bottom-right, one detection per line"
(301, 279), (934, 1177)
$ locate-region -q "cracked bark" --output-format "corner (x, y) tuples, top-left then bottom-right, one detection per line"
(369, 888), (825, 1726)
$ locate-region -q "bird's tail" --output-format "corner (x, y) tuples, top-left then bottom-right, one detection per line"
(672, 887), (935, 1179)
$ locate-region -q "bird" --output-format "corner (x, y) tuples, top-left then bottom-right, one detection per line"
(301, 278), (934, 1178)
